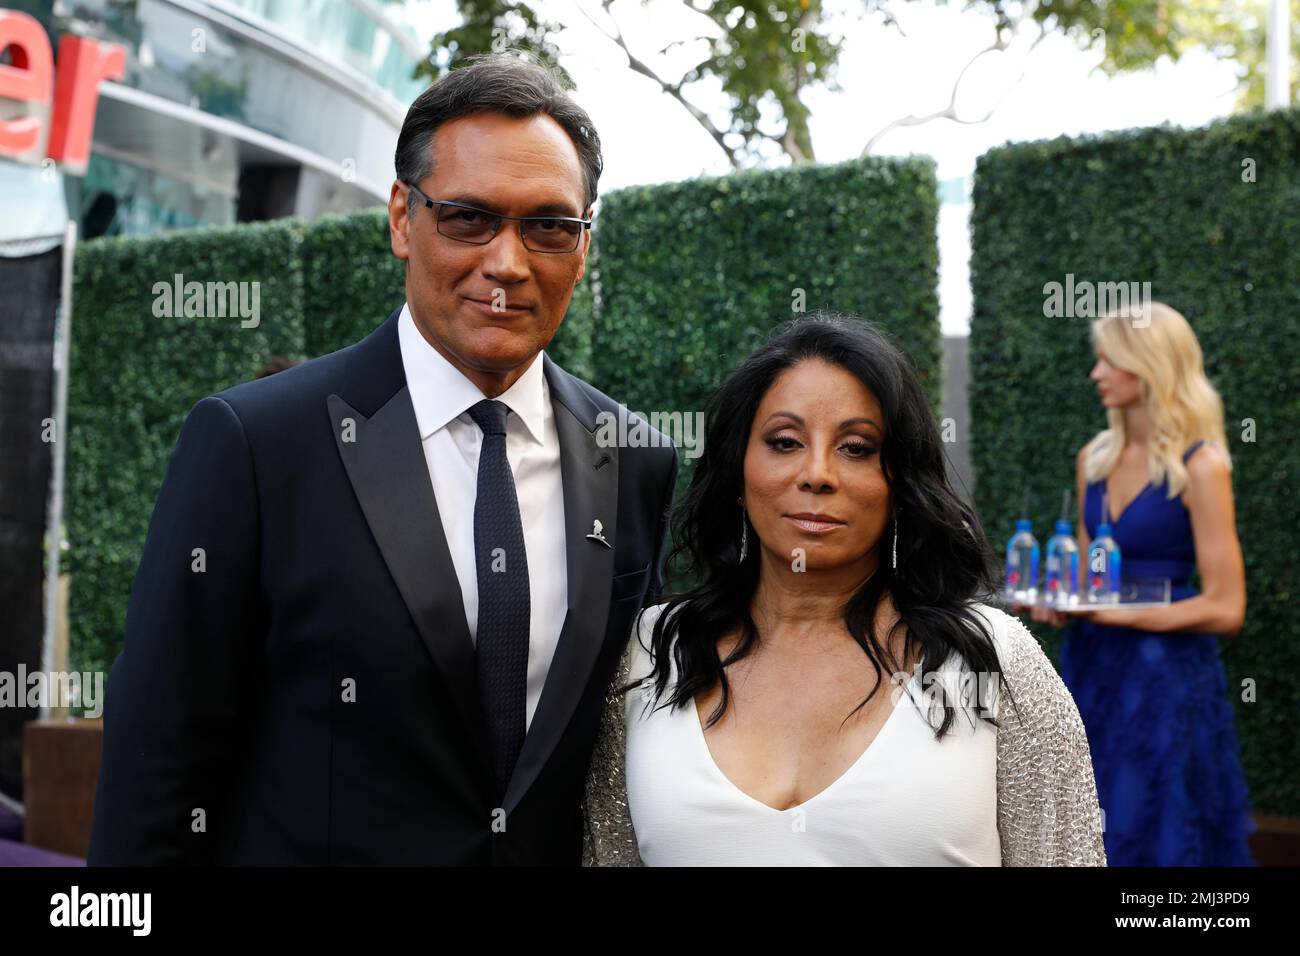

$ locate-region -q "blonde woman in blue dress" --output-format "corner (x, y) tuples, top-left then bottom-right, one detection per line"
(1034, 301), (1254, 866)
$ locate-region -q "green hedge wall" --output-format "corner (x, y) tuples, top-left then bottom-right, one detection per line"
(590, 156), (941, 420)
(970, 107), (1300, 815)
(299, 210), (405, 359)
(67, 154), (940, 680)
(68, 221), (306, 676)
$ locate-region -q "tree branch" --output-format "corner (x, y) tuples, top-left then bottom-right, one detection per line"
(572, 0), (741, 168)
(860, 3), (1045, 155)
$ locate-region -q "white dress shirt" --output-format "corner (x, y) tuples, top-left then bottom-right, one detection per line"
(397, 303), (569, 732)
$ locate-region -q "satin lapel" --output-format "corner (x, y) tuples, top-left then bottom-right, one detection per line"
(503, 355), (619, 815)
(328, 379), (495, 791)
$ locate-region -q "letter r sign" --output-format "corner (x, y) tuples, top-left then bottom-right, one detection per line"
(0, 9), (125, 174)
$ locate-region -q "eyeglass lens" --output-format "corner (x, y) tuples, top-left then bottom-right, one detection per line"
(436, 205), (583, 252)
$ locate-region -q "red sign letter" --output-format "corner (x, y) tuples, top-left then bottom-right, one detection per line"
(0, 9), (53, 159)
(46, 33), (125, 174)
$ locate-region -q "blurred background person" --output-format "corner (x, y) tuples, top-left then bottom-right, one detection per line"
(1034, 301), (1254, 866)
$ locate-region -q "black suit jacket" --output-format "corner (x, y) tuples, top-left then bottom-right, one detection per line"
(87, 308), (678, 865)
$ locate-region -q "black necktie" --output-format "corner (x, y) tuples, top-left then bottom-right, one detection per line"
(467, 399), (530, 795)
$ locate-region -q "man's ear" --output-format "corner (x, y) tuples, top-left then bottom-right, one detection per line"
(574, 207), (593, 283)
(388, 181), (411, 262)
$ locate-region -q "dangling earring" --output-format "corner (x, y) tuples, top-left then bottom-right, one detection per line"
(737, 496), (749, 563)
(891, 515), (898, 571)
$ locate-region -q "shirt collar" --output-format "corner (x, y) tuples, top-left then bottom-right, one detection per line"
(398, 302), (548, 445)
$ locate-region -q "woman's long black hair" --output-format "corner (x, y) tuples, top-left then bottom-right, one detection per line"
(629, 312), (1015, 739)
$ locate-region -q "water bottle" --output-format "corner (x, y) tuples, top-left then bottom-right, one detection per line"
(1086, 519), (1122, 604)
(1044, 519), (1080, 608)
(1005, 519), (1040, 604)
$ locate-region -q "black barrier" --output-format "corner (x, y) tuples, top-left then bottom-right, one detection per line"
(0, 243), (62, 799)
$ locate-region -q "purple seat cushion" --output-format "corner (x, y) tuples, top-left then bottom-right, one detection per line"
(0, 839), (85, 867)
(0, 801), (21, 842)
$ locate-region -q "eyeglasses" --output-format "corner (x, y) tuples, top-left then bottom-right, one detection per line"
(403, 180), (592, 254)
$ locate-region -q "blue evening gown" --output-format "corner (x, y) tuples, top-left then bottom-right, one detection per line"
(1059, 441), (1255, 866)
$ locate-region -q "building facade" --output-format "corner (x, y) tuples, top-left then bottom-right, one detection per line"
(2, 0), (424, 245)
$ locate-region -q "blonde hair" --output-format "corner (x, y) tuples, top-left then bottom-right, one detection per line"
(1083, 301), (1230, 498)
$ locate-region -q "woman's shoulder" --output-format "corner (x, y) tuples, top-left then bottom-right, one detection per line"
(963, 603), (1069, 714)
(623, 601), (676, 687)
(1183, 438), (1230, 475)
(632, 601), (671, 640)
(965, 603), (1038, 665)
(630, 601), (671, 653)
(1077, 433), (1106, 469)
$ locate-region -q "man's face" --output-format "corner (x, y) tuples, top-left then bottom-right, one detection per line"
(388, 111), (591, 395)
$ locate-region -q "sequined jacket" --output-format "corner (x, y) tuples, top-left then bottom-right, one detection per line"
(581, 604), (1107, 866)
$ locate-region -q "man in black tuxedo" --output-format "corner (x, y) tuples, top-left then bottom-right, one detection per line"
(88, 55), (678, 865)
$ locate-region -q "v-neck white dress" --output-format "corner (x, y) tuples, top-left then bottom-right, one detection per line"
(623, 603), (1003, 866)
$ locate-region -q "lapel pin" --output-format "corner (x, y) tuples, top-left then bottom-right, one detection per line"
(586, 519), (612, 549)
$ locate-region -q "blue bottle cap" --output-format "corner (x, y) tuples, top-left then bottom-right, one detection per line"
(1054, 519), (1073, 536)
(1096, 522), (1112, 538)
(1015, 518), (1032, 532)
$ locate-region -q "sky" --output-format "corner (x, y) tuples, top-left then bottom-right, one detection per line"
(399, 0), (1249, 334)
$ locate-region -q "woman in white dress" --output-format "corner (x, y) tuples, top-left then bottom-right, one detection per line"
(582, 312), (1106, 866)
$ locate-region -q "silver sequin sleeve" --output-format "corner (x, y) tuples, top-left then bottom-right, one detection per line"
(992, 612), (1108, 866)
(581, 633), (644, 867)
(581, 606), (1107, 866)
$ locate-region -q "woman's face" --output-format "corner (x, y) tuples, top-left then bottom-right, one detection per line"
(741, 358), (892, 573)
(1089, 348), (1143, 408)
